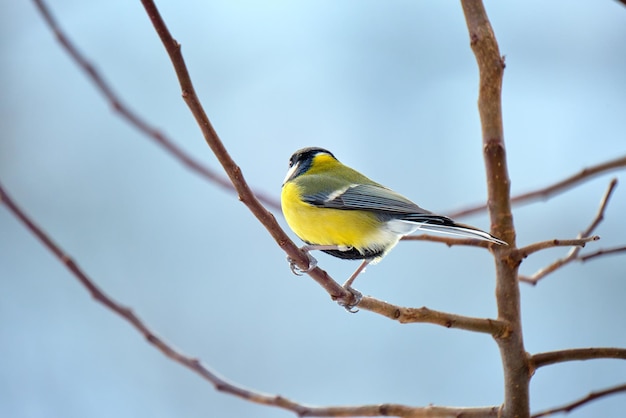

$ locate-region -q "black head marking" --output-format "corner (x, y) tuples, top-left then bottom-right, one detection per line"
(288, 147), (336, 168)
(284, 147), (337, 184)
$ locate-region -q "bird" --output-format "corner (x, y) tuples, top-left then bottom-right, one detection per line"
(280, 147), (507, 308)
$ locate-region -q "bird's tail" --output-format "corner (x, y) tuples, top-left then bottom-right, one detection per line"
(416, 221), (507, 245)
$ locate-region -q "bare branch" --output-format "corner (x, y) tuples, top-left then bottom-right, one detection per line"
(516, 236), (599, 259)
(530, 347), (626, 370)
(134, 0), (361, 306)
(31, 0), (281, 213)
(1, 180), (503, 417)
(0, 181), (303, 412)
(461, 2), (529, 418)
(531, 383), (626, 418)
(449, 155), (626, 218)
(579, 245), (626, 262)
(582, 178), (618, 236)
(519, 179), (618, 285)
(32, 0), (519, 320)
(300, 404), (501, 417)
(358, 297), (509, 336)
(0, 177), (505, 341)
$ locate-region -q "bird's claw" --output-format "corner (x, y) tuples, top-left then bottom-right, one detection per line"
(338, 286), (363, 313)
(287, 253), (318, 276)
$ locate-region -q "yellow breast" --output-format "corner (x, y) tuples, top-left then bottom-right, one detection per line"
(281, 182), (399, 259)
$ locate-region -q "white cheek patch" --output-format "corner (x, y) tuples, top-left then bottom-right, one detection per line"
(283, 162), (300, 185)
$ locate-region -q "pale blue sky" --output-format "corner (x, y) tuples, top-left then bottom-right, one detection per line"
(1, 1), (625, 417)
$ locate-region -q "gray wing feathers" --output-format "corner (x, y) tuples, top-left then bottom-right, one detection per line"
(303, 184), (429, 214)
(302, 184), (507, 245)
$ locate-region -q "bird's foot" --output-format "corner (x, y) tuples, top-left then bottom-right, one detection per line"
(338, 286), (363, 313)
(287, 251), (318, 276)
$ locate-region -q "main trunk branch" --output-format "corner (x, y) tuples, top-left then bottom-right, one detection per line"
(460, 1), (529, 417)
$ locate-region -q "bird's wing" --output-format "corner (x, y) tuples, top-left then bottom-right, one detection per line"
(303, 184), (443, 220)
(302, 183), (506, 244)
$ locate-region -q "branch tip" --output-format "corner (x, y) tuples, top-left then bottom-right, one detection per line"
(519, 180), (619, 285)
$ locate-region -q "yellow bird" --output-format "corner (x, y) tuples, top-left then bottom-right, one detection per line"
(281, 147), (506, 306)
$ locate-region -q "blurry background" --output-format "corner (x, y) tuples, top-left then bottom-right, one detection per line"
(1, 0), (625, 417)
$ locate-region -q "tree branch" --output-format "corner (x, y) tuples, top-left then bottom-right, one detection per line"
(531, 383), (626, 418)
(358, 297), (509, 336)
(578, 245), (626, 262)
(516, 236), (599, 259)
(32, 0), (362, 309)
(32, 0), (354, 307)
(519, 179), (618, 285)
(0, 181), (304, 413)
(530, 347), (626, 370)
(299, 404), (501, 417)
(460, 2), (529, 418)
(30, 0), (280, 213)
(449, 155), (626, 219)
(1, 180), (505, 417)
(135, 0), (362, 306)
(580, 179), (618, 236)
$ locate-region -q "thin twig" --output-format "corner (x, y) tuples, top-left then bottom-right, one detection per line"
(31, 0), (280, 213)
(519, 179), (618, 285)
(578, 245), (626, 262)
(582, 179), (618, 236)
(1, 180), (505, 418)
(516, 236), (599, 259)
(449, 155), (626, 218)
(530, 347), (626, 370)
(531, 383), (626, 418)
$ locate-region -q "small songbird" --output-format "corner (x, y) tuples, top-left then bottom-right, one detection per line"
(280, 147), (506, 307)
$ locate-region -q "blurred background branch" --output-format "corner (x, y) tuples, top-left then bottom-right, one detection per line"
(7, 179), (502, 417)
(449, 156), (626, 218)
(519, 179), (618, 284)
(0, 181), (319, 415)
(31, 0), (281, 213)
(531, 383), (626, 418)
